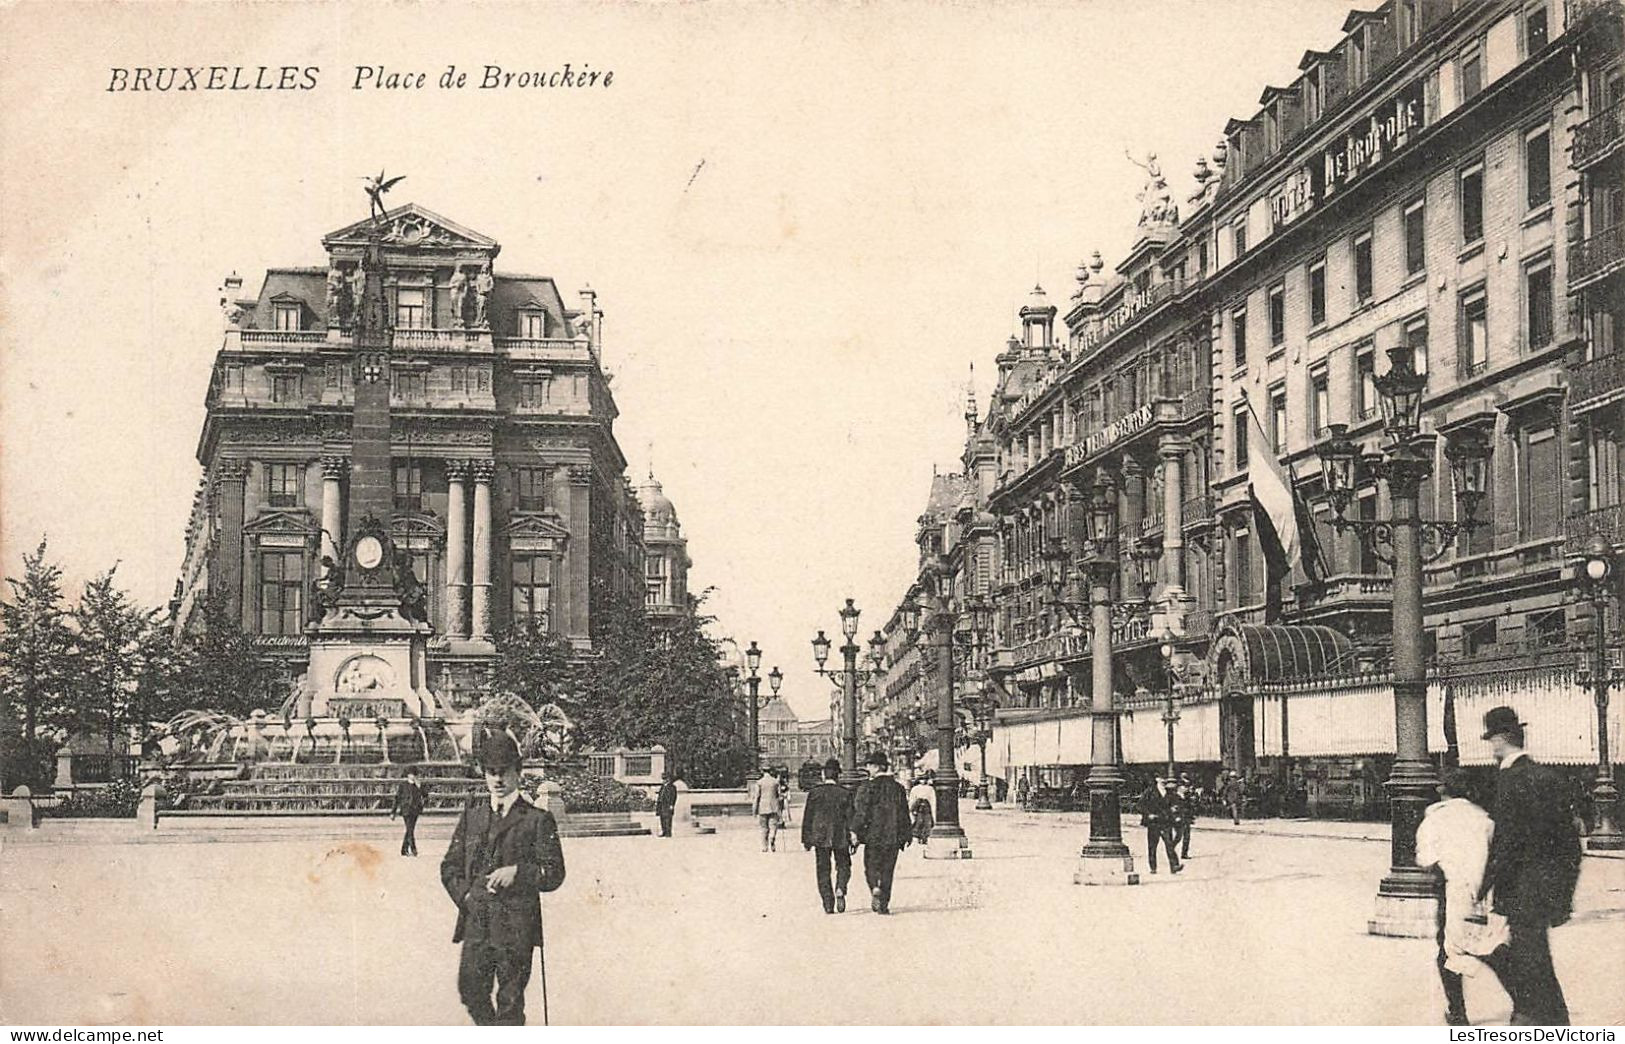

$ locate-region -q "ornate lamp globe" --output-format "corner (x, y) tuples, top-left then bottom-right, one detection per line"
(1042, 539), (1070, 597)
(1087, 475), (1117, 548)
(767, 665), (783, 694)
(745, 640), (762, 676)
(810, 630), (831, 669)
(868, 630), (886, 669)
(839, 598), (861, 640)
(1376, 346), (1427, 442)
(1317, 423), (1359, 518)
(1446, 428), (1492, 523)
(1582, 534), (1615, 587)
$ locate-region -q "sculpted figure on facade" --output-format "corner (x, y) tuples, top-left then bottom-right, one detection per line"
(348, 266), (366, 324)
(1129, 150), (1178, 227)
(449, 269), (470, 328)
(325, 268), (346, 325)
(474, 262), (494, 328)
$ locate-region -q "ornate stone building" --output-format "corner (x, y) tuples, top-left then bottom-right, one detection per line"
(872, 0), (1624, 815)
(636, 470), (692, 623)
(173, 203), (647, 710)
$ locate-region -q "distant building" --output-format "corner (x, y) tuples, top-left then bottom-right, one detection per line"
(758, 696), (835, 769)
(636, 470), (692, 623)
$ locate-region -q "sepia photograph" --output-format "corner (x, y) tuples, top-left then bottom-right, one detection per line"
(1, 0), (1623, 1030)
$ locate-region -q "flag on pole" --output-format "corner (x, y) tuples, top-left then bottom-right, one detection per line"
(1243, 399), (1328, 620)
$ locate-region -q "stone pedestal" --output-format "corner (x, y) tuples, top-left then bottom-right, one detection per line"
(1369, 891), (1438, 938)
(137, 783), (164, 830)
(2, 786), (37, 831)
(1074, 842), (1141, 886)
(922, 829), (973, 859)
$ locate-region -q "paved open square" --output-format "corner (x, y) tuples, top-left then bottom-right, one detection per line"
(4, 810), (1622, 1025)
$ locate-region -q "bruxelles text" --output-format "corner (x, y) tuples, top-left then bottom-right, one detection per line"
(104, 64), (614, 93)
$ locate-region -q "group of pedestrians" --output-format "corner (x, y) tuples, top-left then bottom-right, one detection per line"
(1416, 706), (1583, 1027)
(1139, 775), (1194, 874)
(800, 752), (915, 914)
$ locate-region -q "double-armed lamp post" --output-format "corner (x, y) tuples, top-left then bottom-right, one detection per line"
(897, 560), (991, 859)
(1313, 344), (1491, 936)
(811, 599), (886, 788)
(1042, 472), (1140, 885)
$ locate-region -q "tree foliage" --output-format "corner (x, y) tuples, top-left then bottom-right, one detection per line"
(0, 540), (75, 789)
(164, 595), (285, 720)
(492, 587), (754, 787)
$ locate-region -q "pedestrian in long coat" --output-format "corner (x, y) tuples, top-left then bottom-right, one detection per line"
(851, 751), (912, 914)
(1476, 707), (1582, 1026)
(655, 773), (679, 838)
(391, 769), (427, 856)
(1139, 777), (1184, 874)
(751, 767), (783, 851)
(801, 758), (856, 913)
(439, 733), (566, 1026)
(908, 773), (936, 845)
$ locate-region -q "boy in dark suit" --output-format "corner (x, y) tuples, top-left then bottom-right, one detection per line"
(1476, 706), (1582, 1026)
(801, 758), (855, 913)
(850, 750), (913, 913)
(440, 733), (567, 1025)
(390, 769), (426, 856)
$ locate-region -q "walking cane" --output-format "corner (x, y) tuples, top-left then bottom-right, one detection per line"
(537, 895), (550, 1026)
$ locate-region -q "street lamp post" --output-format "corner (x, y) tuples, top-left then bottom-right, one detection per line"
(1160, 638), (1181, 781)
(744, 641), (763, 770)
(913, 566), (991, 860)
(969, 692), (996, 811)
(1315, 345), (1491, 936)
(1579, 535), (1624, 851)
(1046, 472), (1139, 885)
(811, 600), (885, 788)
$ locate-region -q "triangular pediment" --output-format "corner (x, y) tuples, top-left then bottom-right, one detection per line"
(244, 509), (319, 535)
(503, 513), (571, 541)
(322, 203), (499, 252)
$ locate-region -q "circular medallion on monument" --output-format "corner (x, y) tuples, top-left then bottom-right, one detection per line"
(354, 534), (385, 570)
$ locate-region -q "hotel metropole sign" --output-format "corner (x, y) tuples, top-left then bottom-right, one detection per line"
(1319, 79), (1424, 201)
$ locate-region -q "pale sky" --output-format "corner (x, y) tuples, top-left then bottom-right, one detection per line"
(1, 0), (1355, 723)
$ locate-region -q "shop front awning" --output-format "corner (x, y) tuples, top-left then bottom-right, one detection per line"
(1211, 623), (1357, 689)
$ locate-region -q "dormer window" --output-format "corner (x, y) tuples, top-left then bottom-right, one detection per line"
(274, 302), (301, 332)
(518, 309), (548, 339)
(1397, 0), (1419, 49)
(1303, 69), (1322, 123)
(1348, 29), (1368, 86)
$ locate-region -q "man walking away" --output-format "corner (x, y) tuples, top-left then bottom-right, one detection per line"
(801, 758), (855, 913)
(1477, 707), (1582, 1026)
(1417, 769), (1515, 1026)
(1222, 771), (1244, 825)
(1140, 776), (1183, 874)
(392, 769), (427, 856)
(440, 733), (566, 1026)
(851, 751), (912, 913)
(751, 766), (783, 852)
(655, 772), (678, 838)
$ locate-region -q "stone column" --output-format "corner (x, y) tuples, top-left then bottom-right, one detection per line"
(1119, 456), (1145, 593)
(320, 456), (346, 571)
(1159, 437), (1187, 594)
(470, 459), (494, 640)
(214, 459), (250, 628)
(445, 460), (470, 638)
(567, 464), (593, 640)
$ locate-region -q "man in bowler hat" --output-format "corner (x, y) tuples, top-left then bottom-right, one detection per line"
(850, 750), (912, 913)
(655, 772), (679, 837)
(1476, 706), (1582, 1026)
(440, 732), (566, 1025)
(801, 758), (855, 913)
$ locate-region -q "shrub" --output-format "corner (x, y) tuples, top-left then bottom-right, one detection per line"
(49, 778), (143, 818)
(521, 766), (652, 813)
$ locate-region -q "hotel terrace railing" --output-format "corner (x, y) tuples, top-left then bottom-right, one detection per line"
(1572, 99), (1624, 171)
(1570, 350), (1625, 412)
(1571, 224), (1625, 293)
(232, 327), (589, 358)
(1565, 502), (1625, 553)
(1182, 607), (1215, 638)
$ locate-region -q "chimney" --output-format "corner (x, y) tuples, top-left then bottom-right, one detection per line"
(579, 287), (602, 359)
